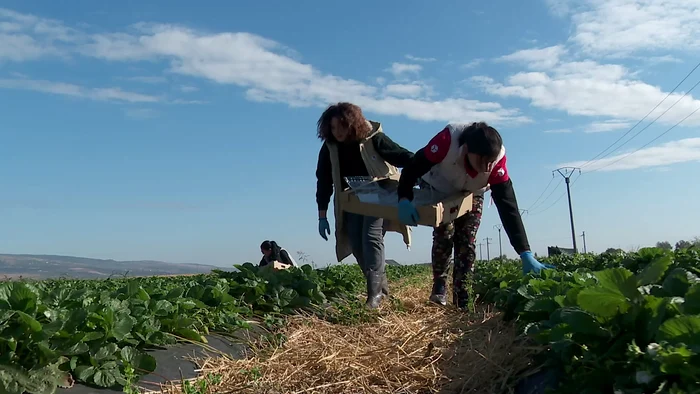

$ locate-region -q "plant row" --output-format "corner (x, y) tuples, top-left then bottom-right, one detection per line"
(0, 262), (428, 394)
(473, 248), (700, 394)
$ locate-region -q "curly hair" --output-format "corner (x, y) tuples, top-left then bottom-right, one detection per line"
(458, 122), (503, 160)
(316, 102), (373, 142)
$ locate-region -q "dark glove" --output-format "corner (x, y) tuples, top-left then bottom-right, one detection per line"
(318, 218), (331, 241)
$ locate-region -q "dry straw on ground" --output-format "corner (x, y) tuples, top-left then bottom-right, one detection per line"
(149, 276), (540, 394)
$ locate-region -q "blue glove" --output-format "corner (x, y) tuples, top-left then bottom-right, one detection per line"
(398, 199), (419, 226)
(318, 218), (331, 241)
(520, 251), (555, 275)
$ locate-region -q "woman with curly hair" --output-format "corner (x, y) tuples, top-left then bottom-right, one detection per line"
(259, 240), (297, 268)
(315, 102), (414, 309)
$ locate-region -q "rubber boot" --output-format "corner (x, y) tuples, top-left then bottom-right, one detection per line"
(365, 270), (385, 309)
(381, 271), (389, 296)
(429, 277), (447, 306)
(454, 287), (471, 310)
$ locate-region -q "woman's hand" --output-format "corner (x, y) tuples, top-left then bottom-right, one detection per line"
(318, 218), (331, 240)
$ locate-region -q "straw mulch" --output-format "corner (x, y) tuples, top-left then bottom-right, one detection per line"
(152, 276), (541, 394)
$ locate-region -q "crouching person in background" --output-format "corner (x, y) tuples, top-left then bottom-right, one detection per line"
(315, 102), (414, 309)
(396, 122), (553, 309)
(260, 240), (297, 268)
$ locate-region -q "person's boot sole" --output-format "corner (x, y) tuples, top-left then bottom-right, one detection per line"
(429, 294), (447, 306)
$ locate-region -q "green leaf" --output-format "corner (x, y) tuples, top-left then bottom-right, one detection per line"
(577, 287), (630, 318)
(663, 268), (700, 297)
(684, 285), (700, 315)
(558, 308), (610, 337)
(8, 283), (38, 314)
(166, 287), (184, 300)
(94, 343), (119, 361)
(637, 255), (672, 286)
(75, 366), (96, 382)
(657, 316), (700, 347)
(595, 267), (640, 300)
(174, 328), (207, 343)
(137, 353), (157, 373)
(111, 316), (134, 340)
(13, 311), (41, 332)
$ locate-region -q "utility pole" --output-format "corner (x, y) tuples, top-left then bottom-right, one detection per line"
(519, 209), (529, 216)
(477, 243), (483, 261)
(554, 167), (581, 254)
(493, 224), (503, 260)
(581, 231), (587, 254)
(484, 237), (492, 261)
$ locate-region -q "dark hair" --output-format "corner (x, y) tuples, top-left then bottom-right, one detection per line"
(317, 102), (373, 142)
(458, 122), (503, 160)
(260, 240), (282, 262)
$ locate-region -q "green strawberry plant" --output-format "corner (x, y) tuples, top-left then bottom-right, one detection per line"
(475, 248), (700, 393)
(0, 262), (430, 393)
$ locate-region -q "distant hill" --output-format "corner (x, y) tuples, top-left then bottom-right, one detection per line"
(0, 254), (219, 280)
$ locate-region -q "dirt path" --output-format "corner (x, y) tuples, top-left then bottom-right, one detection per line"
(158, 275), (538, 394)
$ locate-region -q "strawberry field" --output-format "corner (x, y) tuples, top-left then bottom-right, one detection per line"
(474, 247), (700, 394)
(0, 263), (426, 394)
(1, 247), (699, 394)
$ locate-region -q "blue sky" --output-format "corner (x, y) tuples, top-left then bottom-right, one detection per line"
(1, 0), (699, 267)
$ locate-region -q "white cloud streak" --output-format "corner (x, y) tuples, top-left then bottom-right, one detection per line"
(559, 137), (700, 171)
(545, 0), (700, 56)
(476, 46), (700, 126)
(386, 62), (423, 77)
(0, 78), (160, 102)
(585, 120), (633, 133)
(0, 9), (530, 124)
(405, 54), (436, 62)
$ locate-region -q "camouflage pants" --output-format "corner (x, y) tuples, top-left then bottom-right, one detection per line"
(432, 194), (484, 306)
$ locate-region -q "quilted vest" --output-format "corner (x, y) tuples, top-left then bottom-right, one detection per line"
(421, 123), (505, 196)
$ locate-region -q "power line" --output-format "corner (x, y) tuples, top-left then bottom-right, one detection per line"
(528, 177), (563, 212)
(530, 172), (582, 216)
(583, 75), (700, 171)
(525, 175), (555, 211)
(578, 61), (700, 170)
(587, 104), (700, 173)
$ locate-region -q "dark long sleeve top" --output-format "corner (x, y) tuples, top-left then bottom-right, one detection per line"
(315, 133), (414, 211)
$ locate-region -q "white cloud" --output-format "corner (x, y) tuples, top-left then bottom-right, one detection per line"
(0, 8), (83, 61)
(474, 55), (700, 126)
(585, 120), (632, 133)
(462, 58), (484, 69)
(124, 76), (167, 84)
(545, 0), (700, 56)
(497, 45), (568, 70)
(384, 83), (424, 97)
(0, 78), (160, 103)
(386, 62), (422, 77)
(0, 9), (532, 124)
(405, 54), (436, 62)
(179, 85), (198, 92)
(543, 128), (573, 133)
(559, 137), (700, 171)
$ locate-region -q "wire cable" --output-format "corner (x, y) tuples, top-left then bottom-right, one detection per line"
(524, 175), (555, 212)
(529, 172), (582, 216)
(579, 61), (700, 169)
(587, 104), (700, 173)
